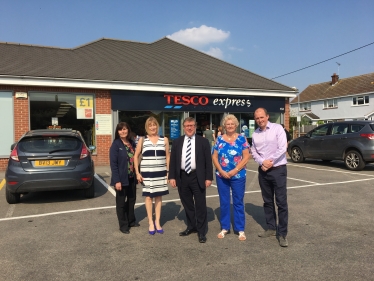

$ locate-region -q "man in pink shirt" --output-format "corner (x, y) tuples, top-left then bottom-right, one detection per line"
(251, 107), (289, 247)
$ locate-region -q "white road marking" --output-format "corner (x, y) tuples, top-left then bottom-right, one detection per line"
(1, 173), (373, 223)
(5, 205), (15, 218)
(287, 177), (318, 184)
(287, 163), (374, 177)
(94, 173), (116, 196)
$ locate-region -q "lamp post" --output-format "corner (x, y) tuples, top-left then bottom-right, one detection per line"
(297, 93), (300, 137)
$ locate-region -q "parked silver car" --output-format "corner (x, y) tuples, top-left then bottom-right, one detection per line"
(288, 121), (374, 171)
(5, 129), (96, 204)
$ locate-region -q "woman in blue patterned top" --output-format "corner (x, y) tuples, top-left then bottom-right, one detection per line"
(212, 114), (251, 241)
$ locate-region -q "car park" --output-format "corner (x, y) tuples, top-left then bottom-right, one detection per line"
(288, 121), (374, 171)
(5, 129), (96, 204)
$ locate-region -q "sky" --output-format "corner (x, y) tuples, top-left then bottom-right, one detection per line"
(1, 0), (373, 94)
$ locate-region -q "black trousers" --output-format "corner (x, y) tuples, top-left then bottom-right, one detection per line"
(115, 177), (136, 232)
(178, 170), (207, 235)
(258, 165), (288, 237)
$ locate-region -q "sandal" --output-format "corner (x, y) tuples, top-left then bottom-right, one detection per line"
(217, 229), (230, 239)
(238, 231), (246, 241)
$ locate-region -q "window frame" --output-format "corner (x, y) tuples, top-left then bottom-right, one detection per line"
(299, 102), (311, 111)
(352, 95), (369, 106)
(323, 98), (338, 109)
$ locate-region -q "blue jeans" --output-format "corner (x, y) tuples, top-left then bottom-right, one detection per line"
(216, 176), (246, 232)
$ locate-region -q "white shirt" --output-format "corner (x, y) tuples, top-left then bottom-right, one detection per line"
(181, 135), (196, 171)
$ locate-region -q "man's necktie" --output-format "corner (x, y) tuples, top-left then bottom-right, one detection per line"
(185, 137), (191, 174)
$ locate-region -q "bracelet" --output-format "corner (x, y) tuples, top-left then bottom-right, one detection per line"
(235, 167), (240, 171)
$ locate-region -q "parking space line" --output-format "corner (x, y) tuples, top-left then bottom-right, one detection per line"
(1, 177), (372, 222)
(287, 163), (374, 177)
(287, 177), (318, 184)
(94, 173), (116, 196)
(0, 179), (5, 190)
(5, 205), (15, 218)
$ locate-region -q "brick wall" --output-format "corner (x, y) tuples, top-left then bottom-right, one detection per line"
(0, 159), (8, 170)
(92, 91), (112, 166)
(0, 86), (112, 170)
(284, 98), (290, 131)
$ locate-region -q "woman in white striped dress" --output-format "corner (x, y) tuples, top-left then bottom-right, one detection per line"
(134, 117), (169, 235)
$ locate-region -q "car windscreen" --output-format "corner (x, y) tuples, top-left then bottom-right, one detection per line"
(18, 136), (82, 153)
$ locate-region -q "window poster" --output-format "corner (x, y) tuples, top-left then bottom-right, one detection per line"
(170, 119), (180, 139)
(95, 114), (112, 135)
(76, 95), (94, 119)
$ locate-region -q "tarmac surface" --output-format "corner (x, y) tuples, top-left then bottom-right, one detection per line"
(0, 159), (373, 281)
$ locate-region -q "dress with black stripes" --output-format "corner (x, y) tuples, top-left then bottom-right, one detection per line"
(141, 136), (169, 197)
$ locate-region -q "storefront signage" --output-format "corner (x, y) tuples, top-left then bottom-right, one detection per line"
(76, 95), (94, 119)
(111, 90), (285, 113)
(95, 114), (112, 135)
(169, 119), (180, 139)
(164, 95), (209, 106)
(212, 97), (251, 108)
(15, 92), (28, 99)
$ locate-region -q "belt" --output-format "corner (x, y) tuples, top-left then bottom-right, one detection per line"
(270, 164), (286, 170)
(181, 169), (196, 173)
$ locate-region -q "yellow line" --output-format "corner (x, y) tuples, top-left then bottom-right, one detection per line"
(0, 179), (5, 190)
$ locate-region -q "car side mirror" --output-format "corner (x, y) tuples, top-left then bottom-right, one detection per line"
(88, 145), (96, 151)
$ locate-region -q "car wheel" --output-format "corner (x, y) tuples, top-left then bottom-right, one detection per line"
(6, 188), (20, 204)
(84, 181), (95, 198)
(290, 146), (305, 163)
(345, 150), (366, 171)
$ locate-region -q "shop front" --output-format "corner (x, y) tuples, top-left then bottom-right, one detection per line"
(29, 92), (97, 149)
(112, 90), (286, 143)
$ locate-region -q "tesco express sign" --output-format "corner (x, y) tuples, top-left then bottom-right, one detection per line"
(164, 94), (251, 109)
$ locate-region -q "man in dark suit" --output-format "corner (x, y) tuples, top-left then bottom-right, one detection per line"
(169, 117), (213, 243)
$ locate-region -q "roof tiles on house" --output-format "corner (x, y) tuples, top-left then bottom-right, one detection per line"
(0, 37), (294, 92)
(291, 72), (374, 104)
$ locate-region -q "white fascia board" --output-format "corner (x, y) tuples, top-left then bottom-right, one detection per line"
(0, 76), (298, 98)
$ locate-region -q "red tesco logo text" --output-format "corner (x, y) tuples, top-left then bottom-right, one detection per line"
(164, 94), (209, 106)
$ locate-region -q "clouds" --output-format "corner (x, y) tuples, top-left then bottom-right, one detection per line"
(167, 25), (230, 48)
(205, 47), (224, 59)
(167, 24), (244, 60)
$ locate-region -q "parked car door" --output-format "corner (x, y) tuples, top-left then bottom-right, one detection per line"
(322, 123), (349, 159)
(303, 124), (331, 158)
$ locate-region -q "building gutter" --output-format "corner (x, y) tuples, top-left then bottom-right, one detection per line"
(0, 76), (298, 98)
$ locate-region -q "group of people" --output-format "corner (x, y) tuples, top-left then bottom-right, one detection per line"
(109, 107), (289, 247)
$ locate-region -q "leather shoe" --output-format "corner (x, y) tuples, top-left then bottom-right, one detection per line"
(120, 229), (130, 234)
(129, 223), (140, 227)
(198, 234), (207, 243)
(179, 228), (197, 236)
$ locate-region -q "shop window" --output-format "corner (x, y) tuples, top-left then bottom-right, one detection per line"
(118, 111), (162, 139)
(29, 92), (96, 149)
(0, 92), (14, 156)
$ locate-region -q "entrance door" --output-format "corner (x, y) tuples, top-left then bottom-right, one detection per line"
(195, 113), (210, 136)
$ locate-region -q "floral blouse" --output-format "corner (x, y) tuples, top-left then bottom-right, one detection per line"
(123, 143), (135, 178)
(213, 135), (250, 179)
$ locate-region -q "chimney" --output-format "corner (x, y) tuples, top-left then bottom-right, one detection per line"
(331, 73), (339, 85)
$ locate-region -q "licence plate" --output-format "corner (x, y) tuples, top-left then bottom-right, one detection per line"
(35, 160), (65, 167)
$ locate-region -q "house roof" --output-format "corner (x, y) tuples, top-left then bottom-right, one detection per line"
(290, 72), (374, 104)
(302, 112), (320, 120)
(0, 37), (294, 92)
